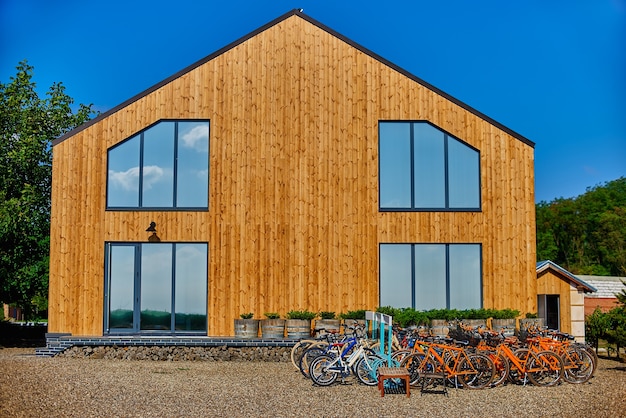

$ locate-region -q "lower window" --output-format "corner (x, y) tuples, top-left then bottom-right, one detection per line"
(104, 242), (208, 333)
(379, 243), (482, 310)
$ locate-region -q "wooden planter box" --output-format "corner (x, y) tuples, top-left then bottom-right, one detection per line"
(260, 319), (285, 338)
(233, 319), (259, 338)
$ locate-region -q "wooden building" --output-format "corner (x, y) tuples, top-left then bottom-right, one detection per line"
(48, 10), (537, 337)
(536, 261), (596, 341)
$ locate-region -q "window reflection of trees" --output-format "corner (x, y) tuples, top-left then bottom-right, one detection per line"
(106, 243), (207, 333)
(379, 243), (481, 310)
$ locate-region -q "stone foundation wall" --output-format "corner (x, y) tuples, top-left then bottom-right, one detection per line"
(59, 345), (291, 362)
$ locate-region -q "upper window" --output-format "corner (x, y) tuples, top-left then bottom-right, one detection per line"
(379, 121), (480, 210)
(107, 120), (209, 209)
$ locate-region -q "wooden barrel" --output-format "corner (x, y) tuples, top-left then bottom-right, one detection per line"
(463, 319), (487, 329)
(314, 319), (341, 337)
(429, 320), (449, 337)
(261, 319), (285, 338)
(286, 319), (311, 339)
(491, 319), (516, 337)
(518, 318), (545, 331)
(233, 319), (259, 339)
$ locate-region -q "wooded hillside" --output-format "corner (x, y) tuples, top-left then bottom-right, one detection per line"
(536, 177), (626, 276)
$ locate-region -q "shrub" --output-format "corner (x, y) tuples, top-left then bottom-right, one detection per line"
(492, 309), (520, 319)
(585, 308), (609, 351)
(263, 312), (280, 319)
(286, 310), (316, 320)
(319, 311), (336, 320)
(425, 309), (457, 321)
(339, 309), (366, 320)
(605, 306), (626, 358)
(376, 306), (399, 317)
(395, 308), (428, 327)
(240, 312), (254, 319)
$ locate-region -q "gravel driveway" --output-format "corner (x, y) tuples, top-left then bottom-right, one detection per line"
(1, 347), (625, 418)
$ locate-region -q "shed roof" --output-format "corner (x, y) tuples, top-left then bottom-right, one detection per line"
(536, 260), (597, 293)
(52, 9), (534, 148)
(577, 275), (625, 299)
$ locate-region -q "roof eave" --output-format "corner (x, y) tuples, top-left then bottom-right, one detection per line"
(536, 260), (597, 293)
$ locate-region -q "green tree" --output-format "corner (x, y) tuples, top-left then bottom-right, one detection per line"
(0, 61), (96, 319)
(602, 281), (626, 358)
(585, 308), (610, 354)
(536, 177), (626, 276)
(605, 306), (626, 359)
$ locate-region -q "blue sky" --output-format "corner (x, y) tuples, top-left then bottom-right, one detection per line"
(1, 0), (624, 202)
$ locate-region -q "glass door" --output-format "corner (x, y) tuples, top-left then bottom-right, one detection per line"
(104, 242), (207, 334)
(107, 245), (138, 330)
(140, 245), (173, 330)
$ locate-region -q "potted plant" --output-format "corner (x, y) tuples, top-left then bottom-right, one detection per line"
(462, 309), (488, 329)
(424, 309), (452, 337)
(395, 308), (428, 328)
(285, 310), (316, 339)
(339, 309), (367, 332)
(491, 309), (519, 336)
(314, 311), (341, 336)
(519, 312), (544, 332)
(260, 312), (285, 338)
(234, 312), (259, 338)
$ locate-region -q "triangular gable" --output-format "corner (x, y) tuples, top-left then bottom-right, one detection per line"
(536, 260), (597, 293)
(53, 9), (534, 147)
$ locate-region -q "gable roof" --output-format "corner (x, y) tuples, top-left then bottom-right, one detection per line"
(536, 260), (597, 293)
(52, 9), (535, 148)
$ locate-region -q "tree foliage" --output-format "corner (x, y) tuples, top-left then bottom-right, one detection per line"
(536, 177), (626, 276)
(0, 61), (96, 318)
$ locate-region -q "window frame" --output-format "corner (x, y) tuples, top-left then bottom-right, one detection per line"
(378, 120), (481, 212)
(378, 243), (483, 310)
(103, 241), (208, 335)
(106, 119), (210, 211)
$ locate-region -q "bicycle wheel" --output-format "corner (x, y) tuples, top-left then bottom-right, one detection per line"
(562, 347), (594, 384)
(299, 345), (327, 378)
(355, 354), (385, 386)
(527, 350), (563, 387)
(400, 353), (437, 386)
(390, 349), (413, 364)
(456, 352), (495, 390)
(508, 348), (534, 385)
(309, 354), (338, 386)
(290, 339), (316, 370)
(490, 352), (510, 387)
(576, 342), (598, 376)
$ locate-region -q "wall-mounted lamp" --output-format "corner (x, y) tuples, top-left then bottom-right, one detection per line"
(146, 221), (160, 242)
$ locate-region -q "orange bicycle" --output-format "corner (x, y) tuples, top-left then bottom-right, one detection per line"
(525, 333), (594, 384)
(400, 338), (495, 389)
(476, 332), (563, 387)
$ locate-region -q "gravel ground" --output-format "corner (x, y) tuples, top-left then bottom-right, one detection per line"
(1, 347), (625, 418)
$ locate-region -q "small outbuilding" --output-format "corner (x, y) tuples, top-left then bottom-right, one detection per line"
(536, 260), (596, 341)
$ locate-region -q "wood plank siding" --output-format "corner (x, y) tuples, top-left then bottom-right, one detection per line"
(48, 12), (536, 336)
(537, 270), (573, 334)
